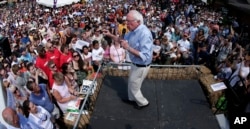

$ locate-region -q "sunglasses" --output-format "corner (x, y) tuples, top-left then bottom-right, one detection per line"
(50, 64), (56, 68)
(73, 55), (79, 58)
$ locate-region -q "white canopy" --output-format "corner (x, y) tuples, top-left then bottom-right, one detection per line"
(36, 0), (80, 8)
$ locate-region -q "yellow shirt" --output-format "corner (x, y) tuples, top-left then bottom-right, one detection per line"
(118, 24), (129, 36)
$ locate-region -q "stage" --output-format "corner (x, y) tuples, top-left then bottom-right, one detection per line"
(87, 76), (220, 129)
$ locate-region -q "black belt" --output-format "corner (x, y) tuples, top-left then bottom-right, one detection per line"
(133, 63), (150, 67)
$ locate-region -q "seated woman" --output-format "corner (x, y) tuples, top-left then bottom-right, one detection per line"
(51, 72), (78, 113)
(160, 36), (178, 64)
(71, 51), (88, 86)
(61, 62), (79, 91)
(110, 39), (125, 64)
(23, 100), (56, 129)
(152, 38), (162, 64)
(102, 41), (111, 63)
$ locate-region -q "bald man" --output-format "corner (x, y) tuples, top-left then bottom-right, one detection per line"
(2, 107), (21, 129)
(2, 107), (40, 129)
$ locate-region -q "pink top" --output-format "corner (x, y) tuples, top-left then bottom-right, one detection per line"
(110, 45), (125, 63)
(103, 47), (110, 60)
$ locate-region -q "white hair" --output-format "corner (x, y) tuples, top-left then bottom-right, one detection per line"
(129, 10), (144, 24)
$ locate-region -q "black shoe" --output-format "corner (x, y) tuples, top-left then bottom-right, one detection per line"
(134, 103), (150, 110)
(122, 99), (136, 105)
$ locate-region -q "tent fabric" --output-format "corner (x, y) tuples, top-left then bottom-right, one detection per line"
(36, 0), (80, 8)
(228, 0), (250, 14)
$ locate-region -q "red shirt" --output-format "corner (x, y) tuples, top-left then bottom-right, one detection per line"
(48, 71), (55, 89)
(59, 52), (72, 69)
(46, 48), (61, 69)
(35, 56), (50, 77)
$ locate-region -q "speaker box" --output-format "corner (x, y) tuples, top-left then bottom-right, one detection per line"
(0, 37), (12, 58)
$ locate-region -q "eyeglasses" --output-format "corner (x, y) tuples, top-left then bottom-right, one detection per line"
(126, 19), (137, 23)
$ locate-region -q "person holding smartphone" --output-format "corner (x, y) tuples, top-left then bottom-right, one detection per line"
(103, 10), (153, 110)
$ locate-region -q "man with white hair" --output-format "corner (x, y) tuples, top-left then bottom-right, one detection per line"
(104, 10), (153, 110)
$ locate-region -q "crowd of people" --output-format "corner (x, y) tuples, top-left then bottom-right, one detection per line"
(0, 0), (250, 128)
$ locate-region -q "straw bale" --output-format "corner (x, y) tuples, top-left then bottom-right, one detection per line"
(163, 68), (169, 73)
(152, 68), (160, 74)
(200, 66), (211, 74)
(107, 68), (113, 76)
(112, 69), (120, 76)
(148, 68), (154, 74)
(146, 73), (154, 79)
(199, 74), (224, 108)
(123, 70), (129, 77)
(162, 74), (168, 80)
(158, 69), (164, 75)
(157, 74), (163, 80)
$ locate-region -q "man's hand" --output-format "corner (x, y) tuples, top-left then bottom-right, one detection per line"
(120, 40), (129, 50)
(102, 29), (110, 36)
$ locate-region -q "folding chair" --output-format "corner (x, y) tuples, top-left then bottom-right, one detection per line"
(214, 75), (248, 114)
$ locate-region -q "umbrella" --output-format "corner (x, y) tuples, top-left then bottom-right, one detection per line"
(36, 0), (80, 8)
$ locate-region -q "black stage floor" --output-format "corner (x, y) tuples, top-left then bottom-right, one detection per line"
(88, 76), (220, 129)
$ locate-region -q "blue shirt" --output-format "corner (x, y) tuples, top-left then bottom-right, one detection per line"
(20, 53), (34, 63)
(124, 24), (153, 65)
(29, 84), (54, 113)
(20, 37), (30, 44)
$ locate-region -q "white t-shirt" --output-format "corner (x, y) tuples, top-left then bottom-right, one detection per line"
(166, 42), (177, 58)
(92, 47), (104, 61)
(177, 39), (190, 52)
(81, 52), (92, 61)
(28, 106), (53, 129)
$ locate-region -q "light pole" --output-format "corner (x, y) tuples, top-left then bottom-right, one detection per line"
(53, 0), (57, 9)
(31, 0), (35, 15)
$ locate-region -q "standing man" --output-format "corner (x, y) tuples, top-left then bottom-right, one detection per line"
(104, 10), (153, 110)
